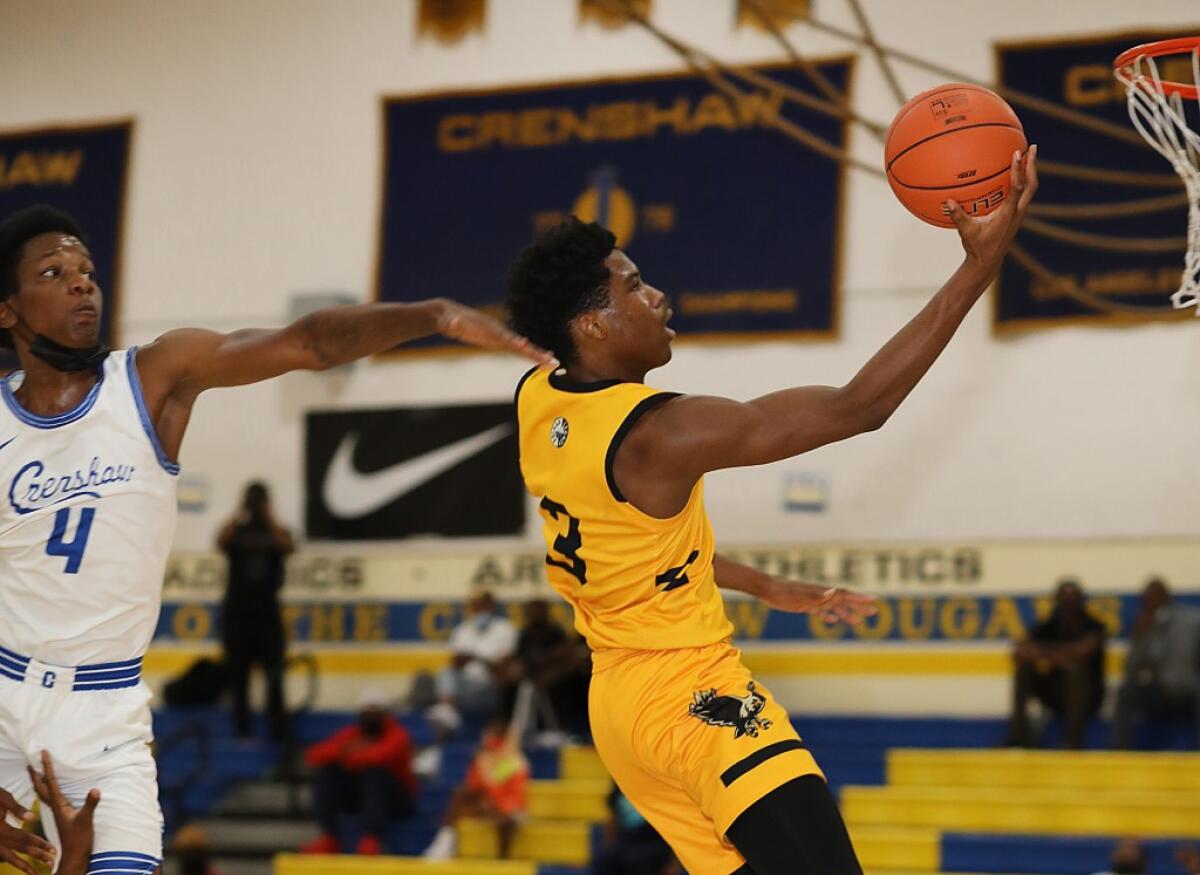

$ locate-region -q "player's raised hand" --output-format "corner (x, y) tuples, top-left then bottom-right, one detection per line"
(759, 581), (879, 625)
(28, 752), (99, 873)
(434, 299), (558, 367)
(0, 783), (55, 875)
(947, 144), (1038, 268)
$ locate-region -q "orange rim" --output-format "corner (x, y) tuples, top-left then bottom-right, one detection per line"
(1113, 37), (1200, 99)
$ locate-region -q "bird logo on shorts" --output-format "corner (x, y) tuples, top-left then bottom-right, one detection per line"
(688, 681), (773, 739)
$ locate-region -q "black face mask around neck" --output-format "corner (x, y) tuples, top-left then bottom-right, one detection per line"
(29, 334), (109, 372)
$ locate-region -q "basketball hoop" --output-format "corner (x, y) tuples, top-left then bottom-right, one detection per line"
(1113, 37), (1200, 313)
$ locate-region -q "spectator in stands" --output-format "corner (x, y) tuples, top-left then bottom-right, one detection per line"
(300, 689), (417, 856)
(514, 599), (591, 741)
(218, 481), (294, 742)
(1090, 837), (1148, 875)
(1114, 578), (1200, 749)
(1177, 845), (1200, 875)
(1007, 578), (1106, 749)
(428, 590), (518, 731)
(171, 825), (223, 875)
(423, 717), (530, 861)
(591, 785), (677, 875)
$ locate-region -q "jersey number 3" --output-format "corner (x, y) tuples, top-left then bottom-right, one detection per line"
(46, 507), (96, 574)
(539, 496), (587, 585)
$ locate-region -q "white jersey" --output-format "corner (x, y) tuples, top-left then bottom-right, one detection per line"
(0, 348), (178, 667)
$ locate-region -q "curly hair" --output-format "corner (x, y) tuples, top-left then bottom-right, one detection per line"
(506, 217), (616, 366)
(0, 205), (89, 349)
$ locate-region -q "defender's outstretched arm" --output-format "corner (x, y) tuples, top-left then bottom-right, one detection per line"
(139, 298), (554, 396)
(135, 298), (555, 461)
(634, 148), (1037, 485)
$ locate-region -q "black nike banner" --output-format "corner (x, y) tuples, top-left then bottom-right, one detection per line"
(305, 403), (525, 540)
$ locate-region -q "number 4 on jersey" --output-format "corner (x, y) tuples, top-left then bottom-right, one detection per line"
(46, 507), (96, 574)
(539, 496), (587, 585)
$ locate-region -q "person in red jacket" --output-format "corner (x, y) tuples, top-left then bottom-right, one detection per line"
(300, 690), (417, 856)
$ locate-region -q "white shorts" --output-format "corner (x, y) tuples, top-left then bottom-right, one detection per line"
(0, 652), (163, 874)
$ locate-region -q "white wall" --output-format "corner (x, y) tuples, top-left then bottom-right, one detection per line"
(2, 0), (1198, 552)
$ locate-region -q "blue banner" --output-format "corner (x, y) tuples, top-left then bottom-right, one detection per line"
(155, 593), (1200, 645)
(993, 31), (1199, 330)
(0, 121), (132, 354)
(375, 63), (851, 350)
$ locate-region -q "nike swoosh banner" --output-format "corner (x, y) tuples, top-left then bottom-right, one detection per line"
(0, 120), (132, 365)
(374, 61), (852, 351)
(305, 403), (524, 540)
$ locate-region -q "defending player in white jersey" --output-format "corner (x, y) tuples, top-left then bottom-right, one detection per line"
(0, 204), (555, 875)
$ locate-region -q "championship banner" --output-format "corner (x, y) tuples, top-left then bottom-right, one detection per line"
(375, 61), (852, 351)
(0, 120), (132, 358)
(305, 402), (525, 540)
(993, 30), (1198, 331)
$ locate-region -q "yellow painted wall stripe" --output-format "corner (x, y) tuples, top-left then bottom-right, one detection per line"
(143, 646), (1125, 677)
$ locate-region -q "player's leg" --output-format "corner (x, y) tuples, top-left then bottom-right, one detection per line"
(588, 658), (748, 875)
(0, 689), (35, 822)
(32, 689), (163, 874)
(725, 774), (862, 875)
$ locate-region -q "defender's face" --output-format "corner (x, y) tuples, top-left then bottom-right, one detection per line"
(3, 231), (102, 348)
(601, 250), (674, 370)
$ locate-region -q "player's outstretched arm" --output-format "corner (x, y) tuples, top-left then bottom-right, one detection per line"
(138, 298), (555, 398)
(630, 148), (1037, 489)
(712, 554), (877, 624)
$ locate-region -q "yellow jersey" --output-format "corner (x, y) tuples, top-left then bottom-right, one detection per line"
(515, 367), (734, 654)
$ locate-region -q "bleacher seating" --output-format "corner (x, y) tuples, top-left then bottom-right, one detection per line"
(151, 708), (1199, 875)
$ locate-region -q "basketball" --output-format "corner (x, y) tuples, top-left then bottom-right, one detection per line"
(885, 82), (1027, 227)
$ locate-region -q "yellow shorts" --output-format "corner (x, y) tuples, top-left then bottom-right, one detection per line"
(589, 639), (824, 875)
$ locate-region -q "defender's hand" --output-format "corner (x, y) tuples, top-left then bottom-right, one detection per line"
(28, 752), (99, 869)
(434, 299), (558, 367)
(760, 581), (878, 624)
(948, 145), (1038, 268)
(0, 785), (54, 875)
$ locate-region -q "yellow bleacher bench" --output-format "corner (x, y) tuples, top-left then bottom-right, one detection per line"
(274, 854), (535, 875)
(560, 746), (608, 782)
(842, 785), (1200, 838)
(886, 748), (1200, 793)
(528, 779), (610, 821)
(456, 816), (591, 865)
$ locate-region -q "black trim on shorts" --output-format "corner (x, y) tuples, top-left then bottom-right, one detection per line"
(720, 739), (807, 787)
(604, 392), (682, 503)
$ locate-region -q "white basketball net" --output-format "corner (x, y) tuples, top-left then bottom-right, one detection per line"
(1114, 48), (1200, 312)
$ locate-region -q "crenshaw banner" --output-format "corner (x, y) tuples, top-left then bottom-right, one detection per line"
(374, 61), (852, 351)
(305, 402), (525, 540)
(992, 29), (1200, 331)
(0, 120), (132, 363)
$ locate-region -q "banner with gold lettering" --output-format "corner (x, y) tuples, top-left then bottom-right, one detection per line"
(993, 31), (1198, 331)
(153, 538), (1200, 644)
(375, 62), (851, 351)
(0, 120), (132, 353)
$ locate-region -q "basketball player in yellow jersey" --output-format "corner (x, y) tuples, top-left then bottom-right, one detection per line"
(508, 148), (1037, 875)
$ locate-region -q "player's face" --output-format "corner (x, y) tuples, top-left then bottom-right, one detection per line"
(5, 232), (102, 348)
(601, 250), (674, 370)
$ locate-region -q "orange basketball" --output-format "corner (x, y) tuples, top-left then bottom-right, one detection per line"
(885, 83), (1026, 227)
